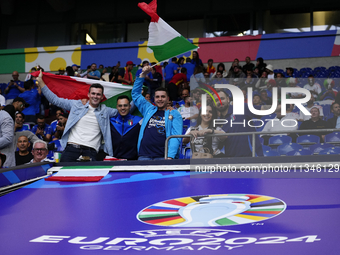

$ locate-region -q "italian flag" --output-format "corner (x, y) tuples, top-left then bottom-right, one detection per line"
(45, 166), (112, 182)
(138, 0), (198, 62)
(31, 71), (132, 109)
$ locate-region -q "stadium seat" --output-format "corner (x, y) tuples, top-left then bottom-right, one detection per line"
(277, 143), (303, 156)
(182, 119), (190, 134)
(286, 149), (313, 156)
(296, 135), (320, 149)
(324, 132), (340, 146)
(268, 135), (292, 150)
(259, 136), (264, 145)
(262, 145), (271, 152)
(323, 104), (331, 117)
(184, 147), (191, 159)
(263, 150), (280, 157)
(309, 143), (333, 154)
(319, 147), (340, 155)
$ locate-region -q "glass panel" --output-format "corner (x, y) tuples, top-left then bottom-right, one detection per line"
(313, 11), (340, 31)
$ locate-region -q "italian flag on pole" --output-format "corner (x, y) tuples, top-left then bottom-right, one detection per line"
(138, 0), (198, 62)
(31, 71), (132, 109)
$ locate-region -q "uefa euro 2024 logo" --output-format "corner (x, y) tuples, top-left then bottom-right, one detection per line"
(137, 194), (286, 227)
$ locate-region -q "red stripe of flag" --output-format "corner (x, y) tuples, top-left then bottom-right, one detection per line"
(163, 199), (188, 207)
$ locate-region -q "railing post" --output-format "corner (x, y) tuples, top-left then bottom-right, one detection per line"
(252, 133), (256, 157)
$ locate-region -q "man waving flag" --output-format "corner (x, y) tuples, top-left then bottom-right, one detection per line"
(138, 0), (198, 62)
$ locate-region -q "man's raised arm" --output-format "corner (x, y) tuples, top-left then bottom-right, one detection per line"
(36, 70), (75, 111)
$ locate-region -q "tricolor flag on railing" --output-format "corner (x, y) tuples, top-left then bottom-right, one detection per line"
(138, 0), (198, 62)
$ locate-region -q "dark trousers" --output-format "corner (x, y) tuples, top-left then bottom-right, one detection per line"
(60, 144), (97, 162)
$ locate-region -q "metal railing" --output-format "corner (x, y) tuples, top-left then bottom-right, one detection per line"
(164, 128), (340, 158)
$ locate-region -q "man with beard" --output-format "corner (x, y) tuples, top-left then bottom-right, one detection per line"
(132, 66), (182, 160)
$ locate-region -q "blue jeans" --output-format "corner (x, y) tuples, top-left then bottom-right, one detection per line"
(138, 156), (165, 161)
(60, 145), (97, 162)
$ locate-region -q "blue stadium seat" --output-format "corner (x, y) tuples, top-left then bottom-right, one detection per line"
(268, 135), (292, 150)
(263, 150), (280, 157)
(184, 147), (191, 159)
(296, 135), (320, 149)
(319, 147), (340, 155)
(309, 143), (333, 154)
(262, 145), (271, 153)
(277, 143), (303, 155)
(182, 119), (190, 134)
(323, 104), (331, 117)
(324, 132), (340, 146)
(286, 149), (313, 156)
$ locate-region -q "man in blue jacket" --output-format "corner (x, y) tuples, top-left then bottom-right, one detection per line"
(110, 95), (142, 160)
(37, 71), (118, 162)
(132, 66), (183, 160)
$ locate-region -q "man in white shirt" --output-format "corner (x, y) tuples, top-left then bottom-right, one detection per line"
(303, 75), (322, 100)
(37, 71), (118, 162)
(177, 96), (199, 120)
(261, 104), (300, 145)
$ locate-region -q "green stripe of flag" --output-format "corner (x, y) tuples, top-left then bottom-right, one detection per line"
(149, 36), (198, 62)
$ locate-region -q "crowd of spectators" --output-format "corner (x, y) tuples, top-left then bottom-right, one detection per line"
(1, 52), (340, 168)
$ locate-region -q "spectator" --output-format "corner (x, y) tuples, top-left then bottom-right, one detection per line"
(118, 61), (135, 85)
(276, 72), (286, 89)
(183, 102), (225, 157)
(72, 64), (80, 75)
(14, 112), (30, 132)
(191, 51), (203, 67)
(178, 96), (199, 120)
(66, 66), (75, 76)
(110, 95), (142, 160)
(53, 112), (68, 140)
(298, 96), (324, 121)
(286, 67), (294, 77)
(304, 75), (322, 100)
(18, 79), (41, 123)
(255, 71), (269, 91)
(206, 59), (216, 76)
(177, 57), (185, 72)
(177, 88), (190, 107)
(286, 78), (304, 99)
(190, 66), (205, 90)
(3, 97), (28, 121)
(192, 88), (202, 109)
(15, 135), (33, 165)
(37, 71), (118, 162)
(211, 63), (228, 78)
(167, 68), (188, 101)
(260, 90), (272, 105)
(31, 115), (52, 142)
(253, 67), (260, 77)
(4, 71), (25, 104)
(109, 66), (120, 83)
(29, 141), (53, 163)
(242, 56), (255, 74)
(265, 64), (275, 79)
(164, 57), (179, 85)
(261, 104), (300, 145)
(87, 63), (101, 80)
(182, 58), (195, 81)
(0, 153), (6, 168)
(132, 66), (183, 160)
(0, 109), (15, 167)
(136, 60), (152, 92)
(246, 69), (257, 79)
(57, 67), (65, 75)
(229, 58), (240, 71)
(256, 57), (267, 76)
(213, 90), (266, 157)
(299, 107), (329, 142)
(327, 102), (340, 128)
(229, 65), (246, 87)
(241, 74), (255, 89)
(50, 108), (64, 134)
(252, 94), (263, 106)
(319, 79), (338, 101)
